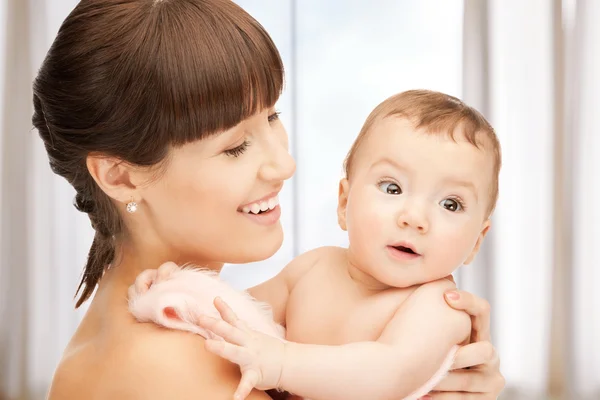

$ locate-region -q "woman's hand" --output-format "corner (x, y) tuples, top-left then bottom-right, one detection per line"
(420, 290), (505, 399)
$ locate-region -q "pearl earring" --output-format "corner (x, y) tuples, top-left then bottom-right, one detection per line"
(126, 197), (138, 213)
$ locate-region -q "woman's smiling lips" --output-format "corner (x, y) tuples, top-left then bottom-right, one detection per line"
(238, 192), (281, 226)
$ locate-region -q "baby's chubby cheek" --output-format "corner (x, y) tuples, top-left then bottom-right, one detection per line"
(346, 203), (388, 250)
(430, 232), (478, 270)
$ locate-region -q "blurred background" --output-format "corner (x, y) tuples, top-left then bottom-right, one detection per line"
(0, 0), (598, 399)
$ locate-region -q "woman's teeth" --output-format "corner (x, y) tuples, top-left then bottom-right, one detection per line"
(242, 196), (279, 215)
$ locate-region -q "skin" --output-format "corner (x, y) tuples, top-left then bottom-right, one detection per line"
(340, 116), (493, 289)
(47, 110), (504, 399)
(184, 116), (499, 400)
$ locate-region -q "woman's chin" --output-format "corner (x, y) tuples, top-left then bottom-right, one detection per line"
(229, 229), (284, 264)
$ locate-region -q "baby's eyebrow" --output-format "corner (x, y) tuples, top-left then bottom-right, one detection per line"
(445, 179), (479, 202)
(370, 157), (412, 173)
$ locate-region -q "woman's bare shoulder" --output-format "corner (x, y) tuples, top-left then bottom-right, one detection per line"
(48, 322), (271, 400)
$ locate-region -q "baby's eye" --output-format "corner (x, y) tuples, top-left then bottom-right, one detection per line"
(440, 198), (463, 212)
(378, 181), (402, 195)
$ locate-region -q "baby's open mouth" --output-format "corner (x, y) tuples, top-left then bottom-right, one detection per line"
(389, 245), (420, 256)
(394, 245), (416, 254)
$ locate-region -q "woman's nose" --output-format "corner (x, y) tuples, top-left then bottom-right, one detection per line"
(258, 138), (296, 183)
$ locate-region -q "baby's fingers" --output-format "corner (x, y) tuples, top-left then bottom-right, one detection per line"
(214, 297), (250, 331)
(205, 339), (254, 367)
(234, 369), (261, 400)
(196, 315), (248, 346)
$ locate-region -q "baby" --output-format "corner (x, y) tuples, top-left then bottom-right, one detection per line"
(129, 89), (501, 400)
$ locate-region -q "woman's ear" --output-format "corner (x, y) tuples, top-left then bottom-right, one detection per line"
(464, 219), (492, 265)
(86, 155), (138, 204)
(337, 178), (350, 231)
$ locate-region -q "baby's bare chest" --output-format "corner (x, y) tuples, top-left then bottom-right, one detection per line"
(285, 265), (413, 345)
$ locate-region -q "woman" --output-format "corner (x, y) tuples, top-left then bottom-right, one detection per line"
(33, 0), (504, 398)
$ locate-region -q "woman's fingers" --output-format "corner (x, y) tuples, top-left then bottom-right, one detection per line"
(433, 369), (490, 392)
(127, 285), (137, 302)
(133, 269), (158, 294)
(450, 341), (498, 370)
(444, 290), (491, 342)
(156, 261), (179, 282)
(433, 343), (504, 396)
(129, 264), (180, 300)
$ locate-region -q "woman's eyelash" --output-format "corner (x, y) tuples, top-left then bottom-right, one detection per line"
(268, 111), (281, 122)
(223, 111), (278, 157)
(224, 140), (250, 157)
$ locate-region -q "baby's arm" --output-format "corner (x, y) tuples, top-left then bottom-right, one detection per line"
(283, 280), (468, 400)
(247, 248), (322, 325)
(200, 279), (469, 400)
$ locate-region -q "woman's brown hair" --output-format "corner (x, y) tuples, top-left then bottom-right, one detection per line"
(32, 0), (284, 307)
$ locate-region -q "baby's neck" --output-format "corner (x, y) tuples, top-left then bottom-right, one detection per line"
(345, 253), (393, 294)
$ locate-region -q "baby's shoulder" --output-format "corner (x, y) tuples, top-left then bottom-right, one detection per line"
(277, 246), (342, 280)
(302, 245), (348, 265)
(286, 246), (350, 292)
(287, 246), (347, 280)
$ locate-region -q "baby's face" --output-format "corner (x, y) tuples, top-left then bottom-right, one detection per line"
(339, 116), (495, 288)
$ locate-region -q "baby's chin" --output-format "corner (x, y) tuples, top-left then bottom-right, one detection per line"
(379, 270), (454, 289)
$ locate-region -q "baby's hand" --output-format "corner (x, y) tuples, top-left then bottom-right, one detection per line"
(127, 261), (180, 300)
(197, 297), (286, 400)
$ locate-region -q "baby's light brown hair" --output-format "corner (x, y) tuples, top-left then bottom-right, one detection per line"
(343, 90), (502, 216)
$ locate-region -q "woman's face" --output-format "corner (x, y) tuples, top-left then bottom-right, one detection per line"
(135, 108), (295, 266)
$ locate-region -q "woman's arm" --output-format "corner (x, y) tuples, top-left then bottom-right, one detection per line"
(197, 279), (470, 400)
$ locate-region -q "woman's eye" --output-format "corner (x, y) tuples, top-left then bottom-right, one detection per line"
(378, 181), (402, 195)
(268, 111), (281, 122)
(224, 140), (250, 157)
(440, 198), (463, 212)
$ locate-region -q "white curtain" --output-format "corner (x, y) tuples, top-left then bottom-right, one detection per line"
(464, 0), (556, 396)
(1, 1), (598, 399)
(461, 1), (600, 399)
(570, 0), (600, 397)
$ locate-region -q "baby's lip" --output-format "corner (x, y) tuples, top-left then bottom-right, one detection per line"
(388, 241), (420, 255)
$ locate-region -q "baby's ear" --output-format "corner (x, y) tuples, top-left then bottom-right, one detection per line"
(337, 178), (350, 231)
(464, 219), (491, 265)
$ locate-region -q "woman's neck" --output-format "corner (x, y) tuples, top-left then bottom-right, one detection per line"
(71, 238), (224, 350)
(99, 237), (225, 298)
